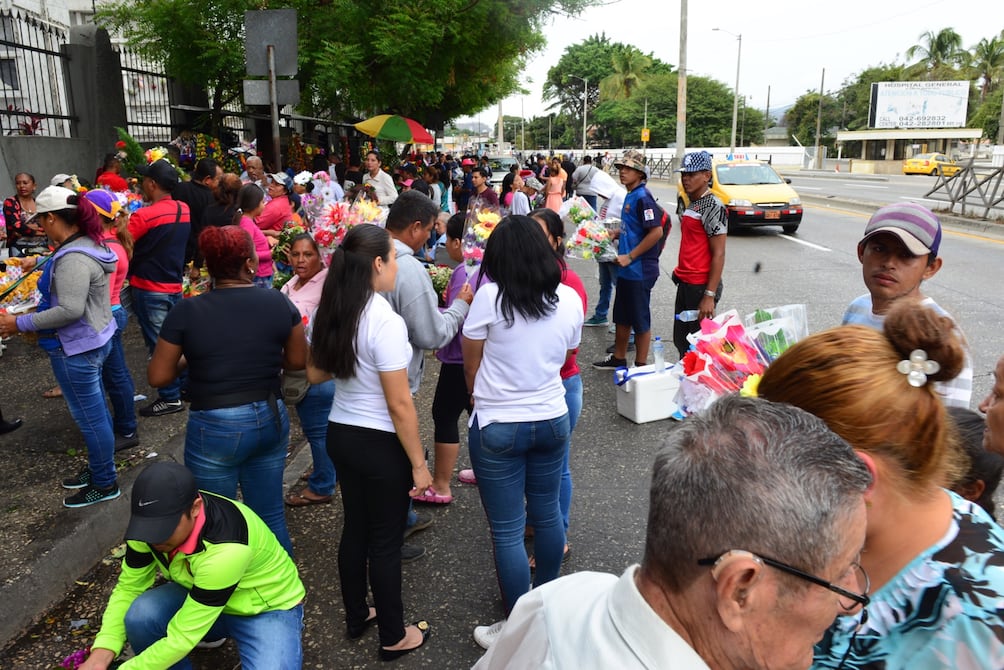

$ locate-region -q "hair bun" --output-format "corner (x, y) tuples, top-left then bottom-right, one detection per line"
(883, 299), (965, 382)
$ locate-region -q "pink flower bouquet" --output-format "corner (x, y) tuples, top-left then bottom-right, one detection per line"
(462, 200), (501, 273)
(674, 310), (769, 415)
(565, 220), (617, 262)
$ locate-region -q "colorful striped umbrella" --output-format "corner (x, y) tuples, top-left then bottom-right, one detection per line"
(353, 114), (434, 145)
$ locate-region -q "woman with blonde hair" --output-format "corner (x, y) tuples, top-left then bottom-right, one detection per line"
(544, 158), (566, 213)
(757, 300), (1004, 669)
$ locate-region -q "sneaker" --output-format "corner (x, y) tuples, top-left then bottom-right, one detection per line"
(583, 315), (608, 327)
(63, 483), (121, 508)
(114, 432), (140, 452)
(473, 620), (506, 650)
(139, 398), (184, 418)
(592, 354), (628, 370)
(62, 467), (91, 490)
(607, 323), (617, 334)
(401, 543), (426, 563)
(458, 469), (477, 485)
(404, 512), (434, 539)
(195, 637), (228, 649)
(605, 342), (635, 354)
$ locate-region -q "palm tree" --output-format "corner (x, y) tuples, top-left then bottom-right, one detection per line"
(970, 36), (1004, 99)
(599, 46), (652, 101)
(905, 28), (965, 76)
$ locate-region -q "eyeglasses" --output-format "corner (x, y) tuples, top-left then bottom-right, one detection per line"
(697, 550), (870, 611)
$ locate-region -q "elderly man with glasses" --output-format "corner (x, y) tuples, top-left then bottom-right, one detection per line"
(473, 395), (872, 669)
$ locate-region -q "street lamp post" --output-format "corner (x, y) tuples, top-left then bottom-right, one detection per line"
(568, 74), (589, 156)
(713, 28), (741, 155)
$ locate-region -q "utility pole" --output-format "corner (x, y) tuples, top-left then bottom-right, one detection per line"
(814, 69), (825, 170)
(764, 85), (771, 143)
(675, 0), (687, 170)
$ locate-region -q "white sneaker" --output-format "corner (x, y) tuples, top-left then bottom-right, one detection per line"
(473, 620), (506, 649)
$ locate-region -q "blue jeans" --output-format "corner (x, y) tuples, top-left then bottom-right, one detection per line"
(594, 261), (618, 320)
(469, 414), (569, 614)
(131, 288), (183, 401)
(185, 400), (293, 556)
(101, 307), (137, 436)
(48, 340), (116, 489)
(581, 194), (598, 210)
(124, 582), (303, 670)
(294, 380), (336, 496)
(560, 374), (582, 533)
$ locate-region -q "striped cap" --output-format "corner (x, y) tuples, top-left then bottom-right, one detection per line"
(861, 203), (941, 256)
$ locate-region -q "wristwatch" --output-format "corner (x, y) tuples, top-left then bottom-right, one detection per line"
(703, 289), (716, 298)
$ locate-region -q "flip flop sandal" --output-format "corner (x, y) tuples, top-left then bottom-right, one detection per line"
(285, 490), (332, 507)
(42, 386), (63, 399)
(412, 486), (453, 505)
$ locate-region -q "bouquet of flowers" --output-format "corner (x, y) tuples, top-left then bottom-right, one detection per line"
(312, 201), (355, 265)
(0, 256), (43, 312)
(674, 310), (770, 416)
(272, 224), (307, 266)
(427, 264), (453, 306)
(742, 304), (808, 362)
(559, 195), (597, 227)
(565, 220), (618, 262)
(182, 265), (211, 298)
(462, 200), (501, 273)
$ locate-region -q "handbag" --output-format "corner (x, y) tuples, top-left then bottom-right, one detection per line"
(281, 369), (311, 405)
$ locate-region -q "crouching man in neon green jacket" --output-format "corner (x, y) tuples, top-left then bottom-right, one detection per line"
(79, 462), (305, 670)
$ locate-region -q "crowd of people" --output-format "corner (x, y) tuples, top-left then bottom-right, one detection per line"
(2, 142), (1004, 670)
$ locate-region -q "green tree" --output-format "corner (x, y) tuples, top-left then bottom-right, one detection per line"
(905, 28), (965, 77)
(96, 0), (248, 134)
(969, 35), (1004, 99)
(599, 45), (653, 101)
(98, 0), (600, 136)
(782, 92), (842, 153)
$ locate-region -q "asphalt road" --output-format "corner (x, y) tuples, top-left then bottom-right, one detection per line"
(2, 182), (1003, 669)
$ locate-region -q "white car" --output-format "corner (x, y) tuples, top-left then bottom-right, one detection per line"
(487, 156), (519, 189)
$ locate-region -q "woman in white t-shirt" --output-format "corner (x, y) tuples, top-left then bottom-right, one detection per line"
(463, 215), (584, 649)
(308, 223), (433, 661)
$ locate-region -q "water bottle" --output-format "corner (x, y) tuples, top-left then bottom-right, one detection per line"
(652, 337), (666, 373)
(676, 309), (700, 322)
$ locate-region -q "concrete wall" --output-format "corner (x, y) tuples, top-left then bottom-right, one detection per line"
(0, 25), (126, 195)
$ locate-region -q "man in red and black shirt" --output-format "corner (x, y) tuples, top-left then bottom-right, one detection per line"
(673, 151), (727, 358)
(128, 159), (191, 417)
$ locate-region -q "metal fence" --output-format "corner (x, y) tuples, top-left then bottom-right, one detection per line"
(114, 45), (172, 143)
(0, 9), (73, 137)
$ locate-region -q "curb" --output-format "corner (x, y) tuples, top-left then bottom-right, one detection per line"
(0, 431), (312, 647)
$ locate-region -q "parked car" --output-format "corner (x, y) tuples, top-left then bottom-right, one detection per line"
(902, 152), (961, 177)
(676, 160), (804, 234)
(487, 156), (518, 189)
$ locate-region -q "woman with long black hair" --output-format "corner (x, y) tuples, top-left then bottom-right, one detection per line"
(309, 224), (432, 661)
(462, 215), (583, 649)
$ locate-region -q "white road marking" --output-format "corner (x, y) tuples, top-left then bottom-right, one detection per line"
(778, 235), (831, 251)
(799, 186), (824, 190)
(900, 196), (939, 204)
(852, 184), (888, 189)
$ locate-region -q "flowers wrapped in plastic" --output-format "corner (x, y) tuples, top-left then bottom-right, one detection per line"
(427, 264), (453, 306)
(558, 195), (597, 227)
(674, 310), (770, 416)
(742, 304), (808, 362)
(565, 220), (618, 262)
(462, 199), (501, 272)
(0, 256), (44, 312)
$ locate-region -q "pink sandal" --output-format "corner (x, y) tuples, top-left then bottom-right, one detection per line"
(413, 486), (453, 505)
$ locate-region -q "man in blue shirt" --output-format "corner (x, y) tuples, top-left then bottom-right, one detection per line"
(593, 150), (665, 370)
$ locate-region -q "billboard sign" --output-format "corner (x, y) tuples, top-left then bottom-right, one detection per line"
(868, 81), (969, 129)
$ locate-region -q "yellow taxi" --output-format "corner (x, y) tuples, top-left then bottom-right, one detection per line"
(902, 153), (961, 177)
(676, 159), (803, 234)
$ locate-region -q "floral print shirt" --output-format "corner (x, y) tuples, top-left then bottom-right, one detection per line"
(813, 491), (1004, 670)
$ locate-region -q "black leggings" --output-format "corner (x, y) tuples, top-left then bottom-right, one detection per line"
(431, 362), (470, 443)
(327, 422), (412, 647)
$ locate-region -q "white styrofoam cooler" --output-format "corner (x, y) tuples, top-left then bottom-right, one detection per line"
(614, 364), (681, 424)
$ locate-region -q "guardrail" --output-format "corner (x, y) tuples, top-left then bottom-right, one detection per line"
(925, 163), (1004, 219)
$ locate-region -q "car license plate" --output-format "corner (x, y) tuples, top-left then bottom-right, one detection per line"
(765, 210), (780, 220)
